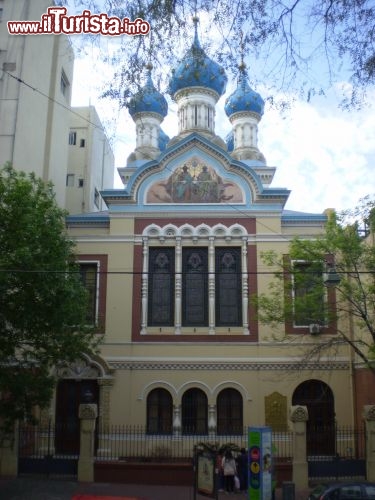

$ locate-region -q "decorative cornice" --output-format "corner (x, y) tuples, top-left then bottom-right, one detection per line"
(174, 86), (219, 102)
(107, 360), (350, 371)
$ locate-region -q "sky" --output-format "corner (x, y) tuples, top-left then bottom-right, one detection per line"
(70, 13), (375, 216)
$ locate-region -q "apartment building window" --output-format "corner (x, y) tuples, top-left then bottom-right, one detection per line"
(292, 260), (325, 327)
(60, 70), (70, 98)
(217, 389), (243, 435)
(181, 389), (208, 435)
(78, 179), (84, 188)
(80, 139), (86, 147)
(94, 188), (100, 209)
(66, 174), (74, 187)
(146, 389), (173, 435)
(69, 131), (76, 145)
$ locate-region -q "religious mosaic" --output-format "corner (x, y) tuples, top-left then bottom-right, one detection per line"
(146, 157), (243, 203)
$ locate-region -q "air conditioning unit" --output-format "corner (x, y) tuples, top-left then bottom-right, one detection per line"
(309, 323), (321, 335)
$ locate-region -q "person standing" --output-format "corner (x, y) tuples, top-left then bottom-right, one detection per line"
(236, 447), (248, 492)
(222, 449), (237, 494)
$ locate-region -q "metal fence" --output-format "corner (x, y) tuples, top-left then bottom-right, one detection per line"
(307, 425), (366, 459)
(95, 425), (293, 462)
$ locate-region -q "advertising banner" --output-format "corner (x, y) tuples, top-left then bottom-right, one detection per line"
(196, 448), (216, 498)
(248, 426), (272, 500)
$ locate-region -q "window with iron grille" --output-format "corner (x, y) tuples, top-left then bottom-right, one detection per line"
(147, 246), (243, 329)
(182, 248), (208, 326)
(216, 388), (243, 435)
(146, 388), (173, 435)
(215, 248), (242, 326)
(181, 388), (208, 435)
(79, 263), (98, 324)
(148, 248), (175, 326)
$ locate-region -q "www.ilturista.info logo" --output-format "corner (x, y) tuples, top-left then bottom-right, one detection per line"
(7, 7), (150, 36)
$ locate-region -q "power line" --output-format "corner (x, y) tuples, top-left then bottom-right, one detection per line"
(0, 269), (374, 276)
(3, 70), (107, 133)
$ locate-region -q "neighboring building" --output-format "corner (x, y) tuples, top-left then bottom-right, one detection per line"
(66, 106), (114, 214)
(0, 1), (114, 213)
(0, 0), (74, 207)
(62, 21), (357, 456)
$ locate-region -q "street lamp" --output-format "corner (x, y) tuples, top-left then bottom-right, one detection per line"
(323, 263), (341, 287)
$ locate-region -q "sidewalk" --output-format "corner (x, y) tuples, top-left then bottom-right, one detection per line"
(0, 477), (310, 500)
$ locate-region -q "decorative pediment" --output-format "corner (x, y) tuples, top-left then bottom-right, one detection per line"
(146, 155), (243, 204)
(100, 134), (290, 212)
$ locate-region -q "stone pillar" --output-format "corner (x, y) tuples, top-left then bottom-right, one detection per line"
(0, 424), (18, 477)
(175, 237), (182, 335)
(173, 405), (181, 436)
(208, 404), (217, 437)
(241, 237), (249, 335)
(140, 237), (149, 335)
(78, 403), (98, 482)
(290, 405), (308, 490)
(208, 236), (215, 334)
(363, 405), (375, 481)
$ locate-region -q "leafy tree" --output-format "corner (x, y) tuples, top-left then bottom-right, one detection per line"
(254, 196), (375, 367)
(63, 0), (375, 109)
(0, 164), (97, 430)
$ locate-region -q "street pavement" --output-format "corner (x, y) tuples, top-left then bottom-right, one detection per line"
(0, 477), (310, 500)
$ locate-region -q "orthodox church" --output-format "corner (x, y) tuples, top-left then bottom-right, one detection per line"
(64, 20), (354, 456)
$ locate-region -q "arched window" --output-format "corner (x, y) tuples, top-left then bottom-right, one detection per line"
(146, 388), (173, 434)
(292, 379), (334, 455)
(182, 388), (208, 435)
(217, 388), (243, 435)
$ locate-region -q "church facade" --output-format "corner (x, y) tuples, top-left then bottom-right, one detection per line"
(63, 22), (355, 455)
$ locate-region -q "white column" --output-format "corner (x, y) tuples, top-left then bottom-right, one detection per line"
(208, 404), (217, 437)
(175, 237), (182, 334)
(173, 404), (181, 436)
(140, 237), (149, 335)
(242, 237), (249, 335)
(208, 236), (215, 334)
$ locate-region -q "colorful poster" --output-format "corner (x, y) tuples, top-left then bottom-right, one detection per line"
(248, 427), (272, 500)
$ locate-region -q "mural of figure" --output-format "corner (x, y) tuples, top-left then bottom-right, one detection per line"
(197, 165), (214, 201)
(146, 157), (243, 204)
(175, 164), (193, 201)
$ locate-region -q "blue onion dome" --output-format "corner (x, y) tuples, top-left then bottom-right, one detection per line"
(158, 128), (170, 151)
(168, 17), (227, 98)
(224, 63), (265, 118)
(225, 130), (234, 152)
(128, 63), (168, 119)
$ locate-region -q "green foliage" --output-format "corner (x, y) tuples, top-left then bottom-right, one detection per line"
(255, 196), (375, 362)
(0, 164), (97, 430)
